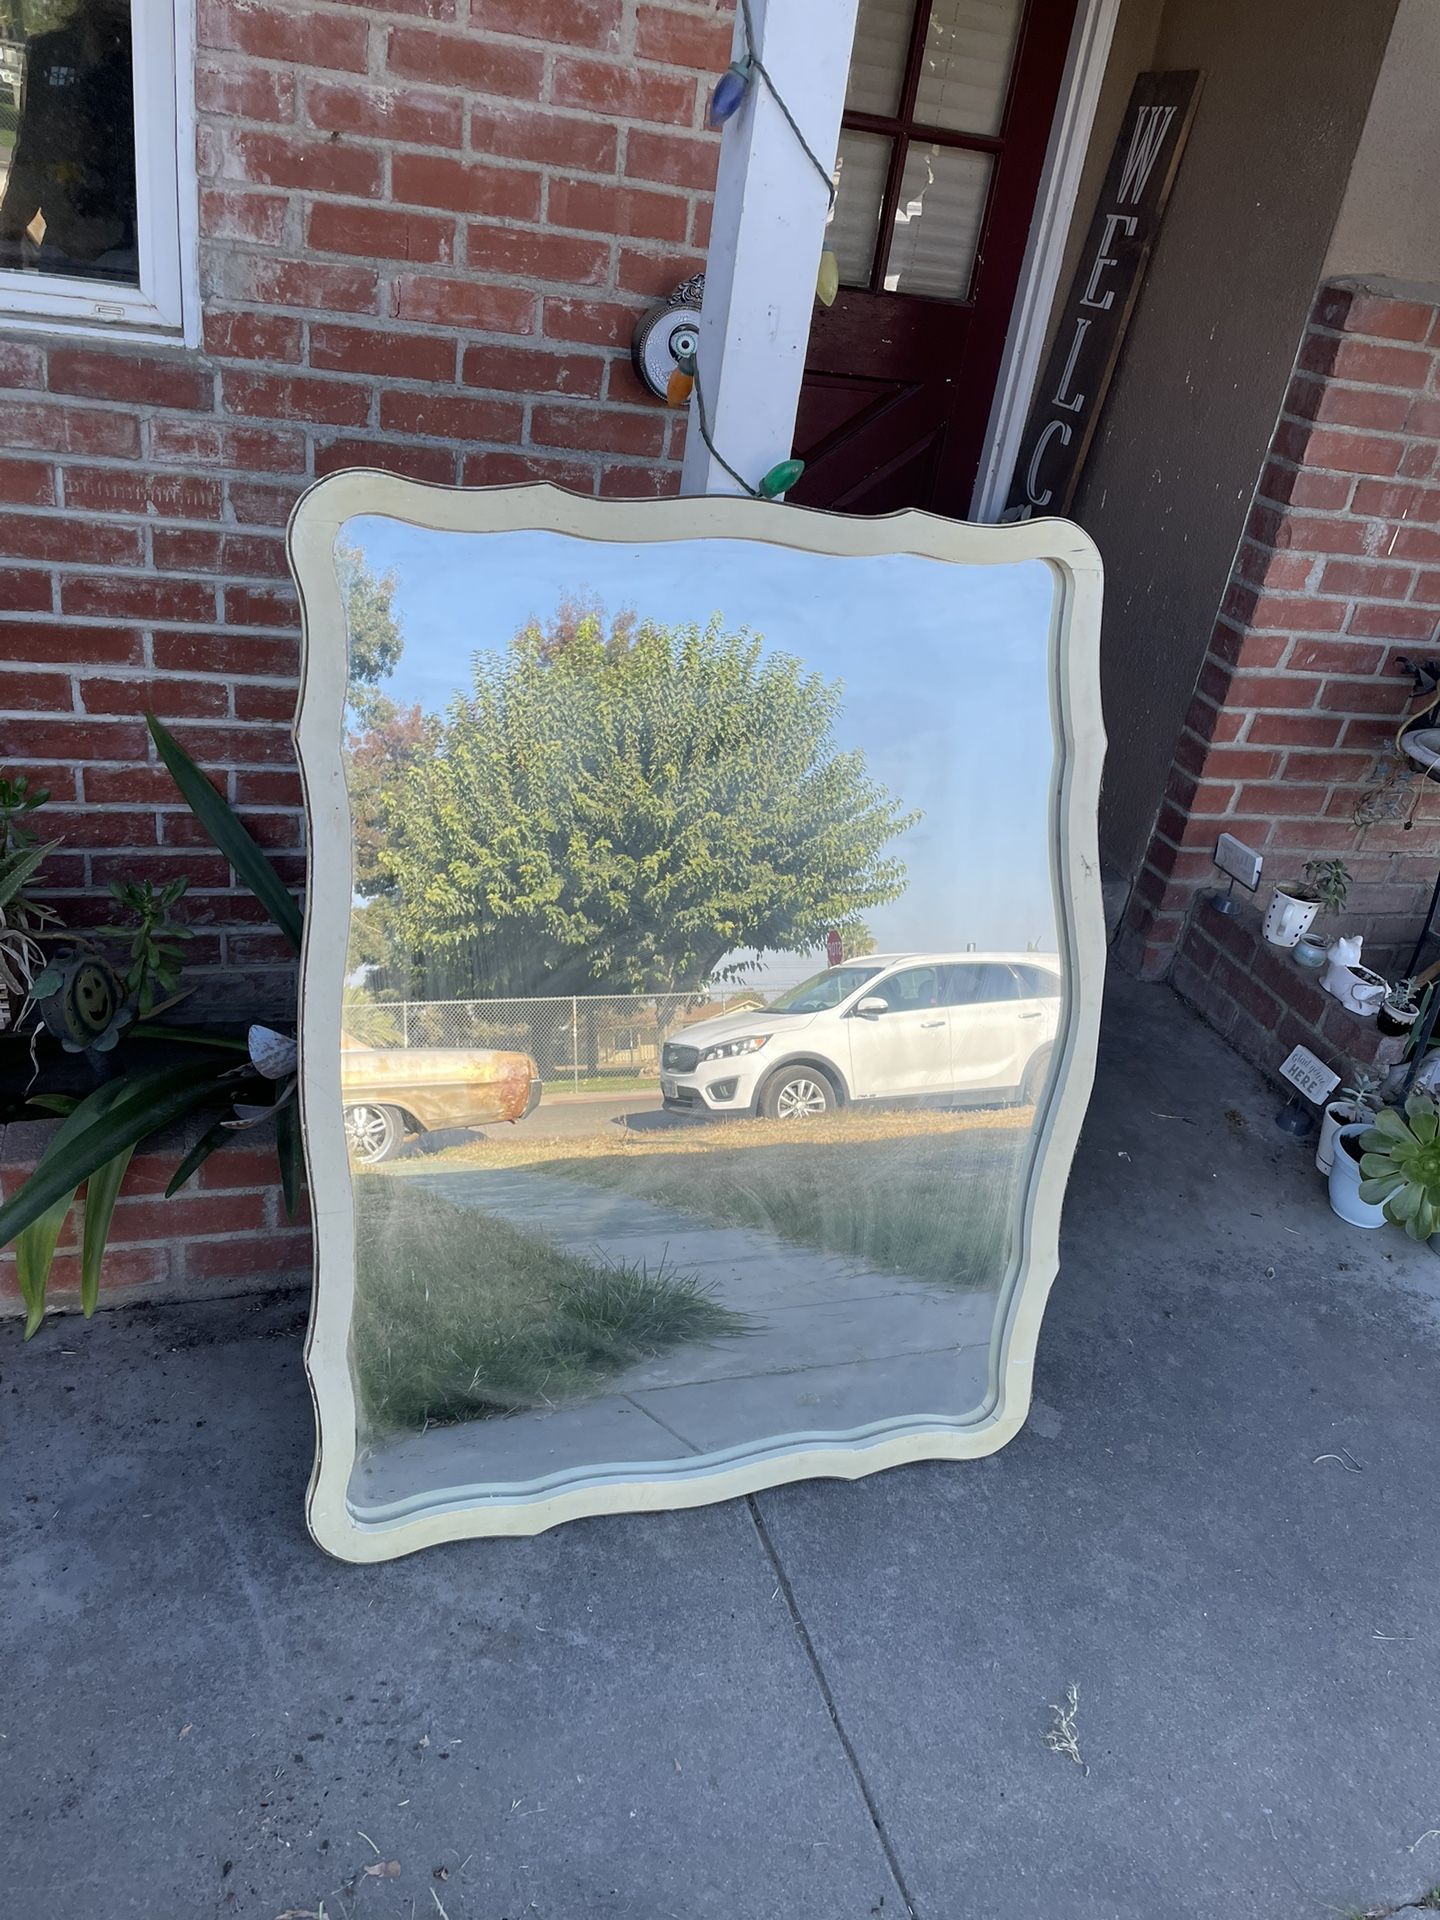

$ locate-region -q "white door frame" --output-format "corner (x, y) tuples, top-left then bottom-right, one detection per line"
(683, 0), (1120, 517)
(970, 0), (1123, 521)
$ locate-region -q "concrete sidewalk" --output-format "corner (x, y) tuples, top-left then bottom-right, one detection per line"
(5, 975), (1440, 1920)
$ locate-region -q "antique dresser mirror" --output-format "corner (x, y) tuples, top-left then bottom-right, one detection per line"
(288, 476), (1104, 1560)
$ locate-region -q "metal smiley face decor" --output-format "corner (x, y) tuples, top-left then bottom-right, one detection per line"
(287, 477), (1106, 1560)
(629, 272), (705, 401)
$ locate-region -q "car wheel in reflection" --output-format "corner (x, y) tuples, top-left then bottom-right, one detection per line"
(762, 1067), (835, 1120)
(1021, 1046), (1053, 1105)
(344, 1102), (407, 1164)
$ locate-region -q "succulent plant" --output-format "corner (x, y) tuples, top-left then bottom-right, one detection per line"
(1303, 857), (1352, 916)
(1338, 1067), (1384, 1115)
(1358, 1095), (1440, 1240)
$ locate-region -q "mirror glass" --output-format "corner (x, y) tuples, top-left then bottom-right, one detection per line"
(325, 515), (1068, 1525)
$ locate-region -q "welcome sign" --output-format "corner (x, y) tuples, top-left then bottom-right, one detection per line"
(1006, 70), (1202, 520)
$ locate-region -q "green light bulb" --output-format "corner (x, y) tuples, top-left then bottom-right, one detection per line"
(759, 459), (805, 500)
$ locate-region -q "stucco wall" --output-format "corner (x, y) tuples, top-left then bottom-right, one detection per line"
(1325, 0), (1440, 287)
(1067, 0), (1399, 878)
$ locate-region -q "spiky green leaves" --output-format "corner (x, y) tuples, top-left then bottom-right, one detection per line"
(1359, 1094), (1440, 1241)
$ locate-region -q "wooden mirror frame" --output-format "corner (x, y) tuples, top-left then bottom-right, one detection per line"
(287, 475), (1105, 1561)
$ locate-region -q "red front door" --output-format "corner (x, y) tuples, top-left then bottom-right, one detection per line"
(793, 0), (1079, 517)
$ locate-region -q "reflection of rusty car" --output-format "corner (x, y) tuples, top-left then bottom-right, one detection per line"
(341, 1033), (542, 1164)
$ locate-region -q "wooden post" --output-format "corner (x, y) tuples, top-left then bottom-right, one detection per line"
(679, 0), (859, 499)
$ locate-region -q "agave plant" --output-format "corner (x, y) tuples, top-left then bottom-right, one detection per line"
(0, 777), (62, 1024)
(0, 715), (305, 1337)
(1358, 1094), (1440, 1241)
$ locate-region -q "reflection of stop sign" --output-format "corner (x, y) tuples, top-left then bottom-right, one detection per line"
(825, 929), (843, 967)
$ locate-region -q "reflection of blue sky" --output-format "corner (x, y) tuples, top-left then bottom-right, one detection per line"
(343, 519), (1057, 972)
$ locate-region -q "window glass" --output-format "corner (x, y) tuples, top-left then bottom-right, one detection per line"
(885, 140), (992, 299)
(845, 0), (916, 117)
(913, 0), (1025, 137)
(828, 127), (891, 288)
(944, 961), (1019, 1004)
(1012, 963), (1061, 998)
(767, 964), (883, 1014)
(873, 965), (943, 1010)
(0, 0), (137, 287)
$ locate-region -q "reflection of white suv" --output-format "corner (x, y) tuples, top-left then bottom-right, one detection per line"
(660, 953), (1062, 1120)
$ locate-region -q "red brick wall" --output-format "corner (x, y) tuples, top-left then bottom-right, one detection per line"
(1120, 277), (1440, 1078)
(1, 0), (732, 1314)
(0, 1127), (312, 1310)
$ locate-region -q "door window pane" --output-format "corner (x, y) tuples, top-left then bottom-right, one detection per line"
(828, 128), (891, 288)
(845, 0), (916, 117)
(944, 962), (1018, 1004)
(0, 0), (137, 286)
(874, 966), (943, 1010)
(914, 0), (1025, 137)
(1012, 964), (1060, 998)
(885, 141), (991, 299)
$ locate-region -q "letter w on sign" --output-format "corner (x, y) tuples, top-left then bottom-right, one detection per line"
(1006, 71), (1202, 521)
(1118, 104), (1179, 205)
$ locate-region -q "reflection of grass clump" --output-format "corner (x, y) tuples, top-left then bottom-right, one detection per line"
(562, 1129), (1027, 1290)
(424, 1107), (1032, 1292)
(352, 1177), (751, 1436)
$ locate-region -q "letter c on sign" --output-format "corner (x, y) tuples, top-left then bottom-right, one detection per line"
(1025, 419), (1073, 509)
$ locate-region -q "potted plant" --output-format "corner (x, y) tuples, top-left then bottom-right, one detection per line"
(1377, 977), (1422, 1037)
(1316, 1067), (1383, 1175)
(1328, 1122), (1388, 1228)
(1264, 876), (1320, 949)
(1291, 858), (1351, 963)
(0, 717), (304, 1338)
(1356, 1094), (1440, 1240)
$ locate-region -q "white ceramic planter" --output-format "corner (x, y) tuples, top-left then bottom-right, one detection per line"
(1316, 1099), (1358, 1175)
(1264, 887), (1320, 948)
(1321, 961), (1387, 1016)
(1328, 1122), (1387, 1228)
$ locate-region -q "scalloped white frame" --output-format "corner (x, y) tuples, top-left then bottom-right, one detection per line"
(287, 475), (1105, 1561)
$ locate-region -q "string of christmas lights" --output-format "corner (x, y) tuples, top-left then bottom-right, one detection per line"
(668, 0), (842, 501)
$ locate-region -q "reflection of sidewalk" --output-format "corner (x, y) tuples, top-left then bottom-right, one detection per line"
(352, 1166), (995, 1514)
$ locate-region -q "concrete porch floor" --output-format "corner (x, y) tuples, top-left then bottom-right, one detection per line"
(5, 975), (1440, 1920)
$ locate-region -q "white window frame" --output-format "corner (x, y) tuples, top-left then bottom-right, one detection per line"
(0, 0), (198, 344)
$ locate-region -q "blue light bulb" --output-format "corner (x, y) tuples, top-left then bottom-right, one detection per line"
(707, 59), (752, 129)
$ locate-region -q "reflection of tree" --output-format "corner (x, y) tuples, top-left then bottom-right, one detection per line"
(362, 604), (918, 999)
(339, 540), (404, 729)
(340, 541), (421, 988)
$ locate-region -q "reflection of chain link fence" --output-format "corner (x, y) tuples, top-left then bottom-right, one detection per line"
(343, 989), (761, 1090)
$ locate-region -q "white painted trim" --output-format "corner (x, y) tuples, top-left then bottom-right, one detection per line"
(286, 477), (1107, 1561)
(970, 0), (1122, 522)
(0, 0), (198, 344)
(679, 0), (860, 498)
